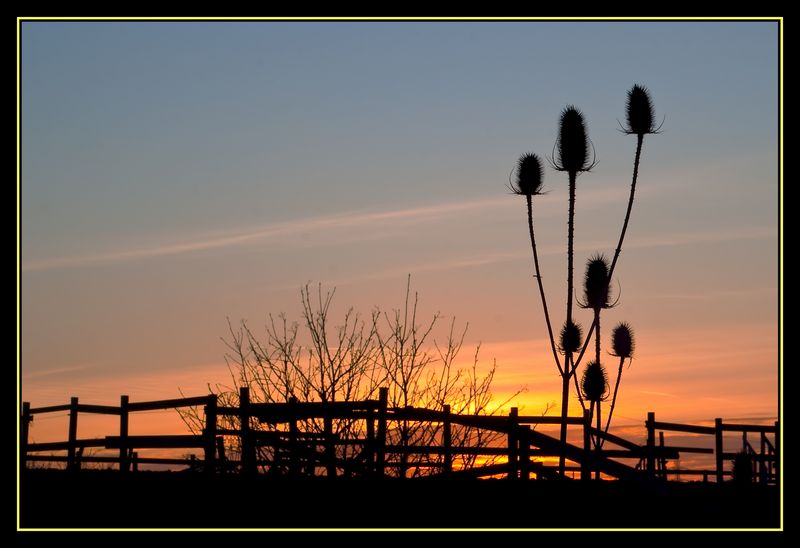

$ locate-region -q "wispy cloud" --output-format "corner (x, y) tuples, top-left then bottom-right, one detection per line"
(21, 186), (631, 273)
(646, 287), (777, 301)
(291, 225), (776, 289)
(22, 196), (512, 272)
(637, 390), (677, 398)
(22, 364), (92, 380)
(22, 183), (775, 274)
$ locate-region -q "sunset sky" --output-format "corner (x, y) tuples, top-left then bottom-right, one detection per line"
(20, 20), (780, 448)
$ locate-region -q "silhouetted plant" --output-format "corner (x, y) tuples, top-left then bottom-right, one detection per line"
(581, 359), (609, 479)
(603, 322), (635, 440)
(581, 359), (609, 459)
(581, 360), (608, 401)
(549, 106), (596, 475)
(179, 277), (525, 477)
(558, 320), (583, 356)
(510, 85), (658, 478)
(579, 254), (614, 365)
(510, 153), (560, 371)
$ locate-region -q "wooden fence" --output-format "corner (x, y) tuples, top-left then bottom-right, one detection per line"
(644, 412), (779, 483)
(20, 389), (779, 484)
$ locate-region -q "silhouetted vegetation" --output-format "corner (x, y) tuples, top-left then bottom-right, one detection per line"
(510, 84), (659, 477)
(178, 277), (528, 477)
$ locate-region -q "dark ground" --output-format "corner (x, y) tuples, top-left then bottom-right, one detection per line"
(19, 469), (780, 529)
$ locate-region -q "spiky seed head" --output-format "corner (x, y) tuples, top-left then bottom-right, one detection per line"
(625, 84), (657, 136)
(511, 153), (544, 196)
(559, 319), (583, 355)
(582, 254), (611, 311)
(581, 360), (609, 403)
(611, 322), (635, 359)
(555, 106), (592, 173)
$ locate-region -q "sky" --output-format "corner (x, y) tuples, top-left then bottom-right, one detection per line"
(19, 20), (780, 452)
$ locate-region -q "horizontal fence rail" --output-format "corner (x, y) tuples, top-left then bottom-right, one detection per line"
(20, 390), (778, 484)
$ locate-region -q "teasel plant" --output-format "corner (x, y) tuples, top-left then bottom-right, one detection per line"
(574, 85), (660, 376)
(576, 254), (617, 455)
(510, 85), (657, 479)
(578, 254), (616, 367)
(549, 105), (596, 476)
(601, 322), (635, 447)
(509, 153), (562, 372)
(581, 359), (609, 479)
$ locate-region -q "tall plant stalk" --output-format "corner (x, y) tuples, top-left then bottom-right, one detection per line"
(603, 322), (635, 443)
(572, 84), (659, 376)
(552, 106), (593, 477)
(509, 85), (657, 479)
(558, 172), (577, 475)
(526, 195), (561, 372)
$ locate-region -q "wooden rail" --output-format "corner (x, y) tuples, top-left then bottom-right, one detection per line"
(21, 390), (778, 484)
(646, 412), (778, 484)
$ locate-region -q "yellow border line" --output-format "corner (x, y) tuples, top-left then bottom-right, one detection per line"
(16, 15), (22, 534)
(16, 15), (784, 534)
(16, 16), (783, 21)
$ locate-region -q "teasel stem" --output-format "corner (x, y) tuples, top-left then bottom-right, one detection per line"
(610, 133), (643, 278)
(602, 355), (626, 443)
(602, 322), (634, 446)
(550, 106), (593, 478)
(573, 134), (644, 372)
(595, 312), (601, 368)
(566, 171), (577, 333)
(527, 194), (562, 374)
(571, 354), (586, 411)
(558, 171), (577, 476)
(595, 400), (602, 479)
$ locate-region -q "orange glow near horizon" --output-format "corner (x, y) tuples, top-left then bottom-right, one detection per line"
(23, 317), (777, 474)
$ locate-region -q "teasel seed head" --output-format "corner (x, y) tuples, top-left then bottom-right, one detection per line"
(610, 322), (635, 359)
(551, 105), (596, 173)
(510, 153), (544, 197)
(580, 254), (612, 312)
(622, 84), (661, 136)
(581, 360), (609, 403)
(559, 319), (583, 355)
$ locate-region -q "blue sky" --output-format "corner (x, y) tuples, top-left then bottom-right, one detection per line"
(20, 20), (779, 426)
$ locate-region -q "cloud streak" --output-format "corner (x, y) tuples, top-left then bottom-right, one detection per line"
(21, 186), (635, 273)
(23, 196), (512, 272)
(23, 181), (774, 274)
(297, 225), (776, 289)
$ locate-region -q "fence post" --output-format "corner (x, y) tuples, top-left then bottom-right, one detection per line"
(658, 431), (666, 480)
(715, 418), (724, 483)
(507, 407), (518, 480)
(288, 396), (299, 477)
(774, 420), (780, 485)
(67, 397), (79, 472)
(376, 387), (388, 477)
(443, 404), (452, 475)
(119, 395), (129, 473)
(324, 415), (335, 477)
(204, 394), (217, 474)
(239, 387), (256, 475)
(132, 452), (138, 472)
(582, 408), (591, 481)
(520, 425), (531, 480)
(365, 409), (375, 477)
(21, 402), (31, 471)
(646, 411), (655, 477)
